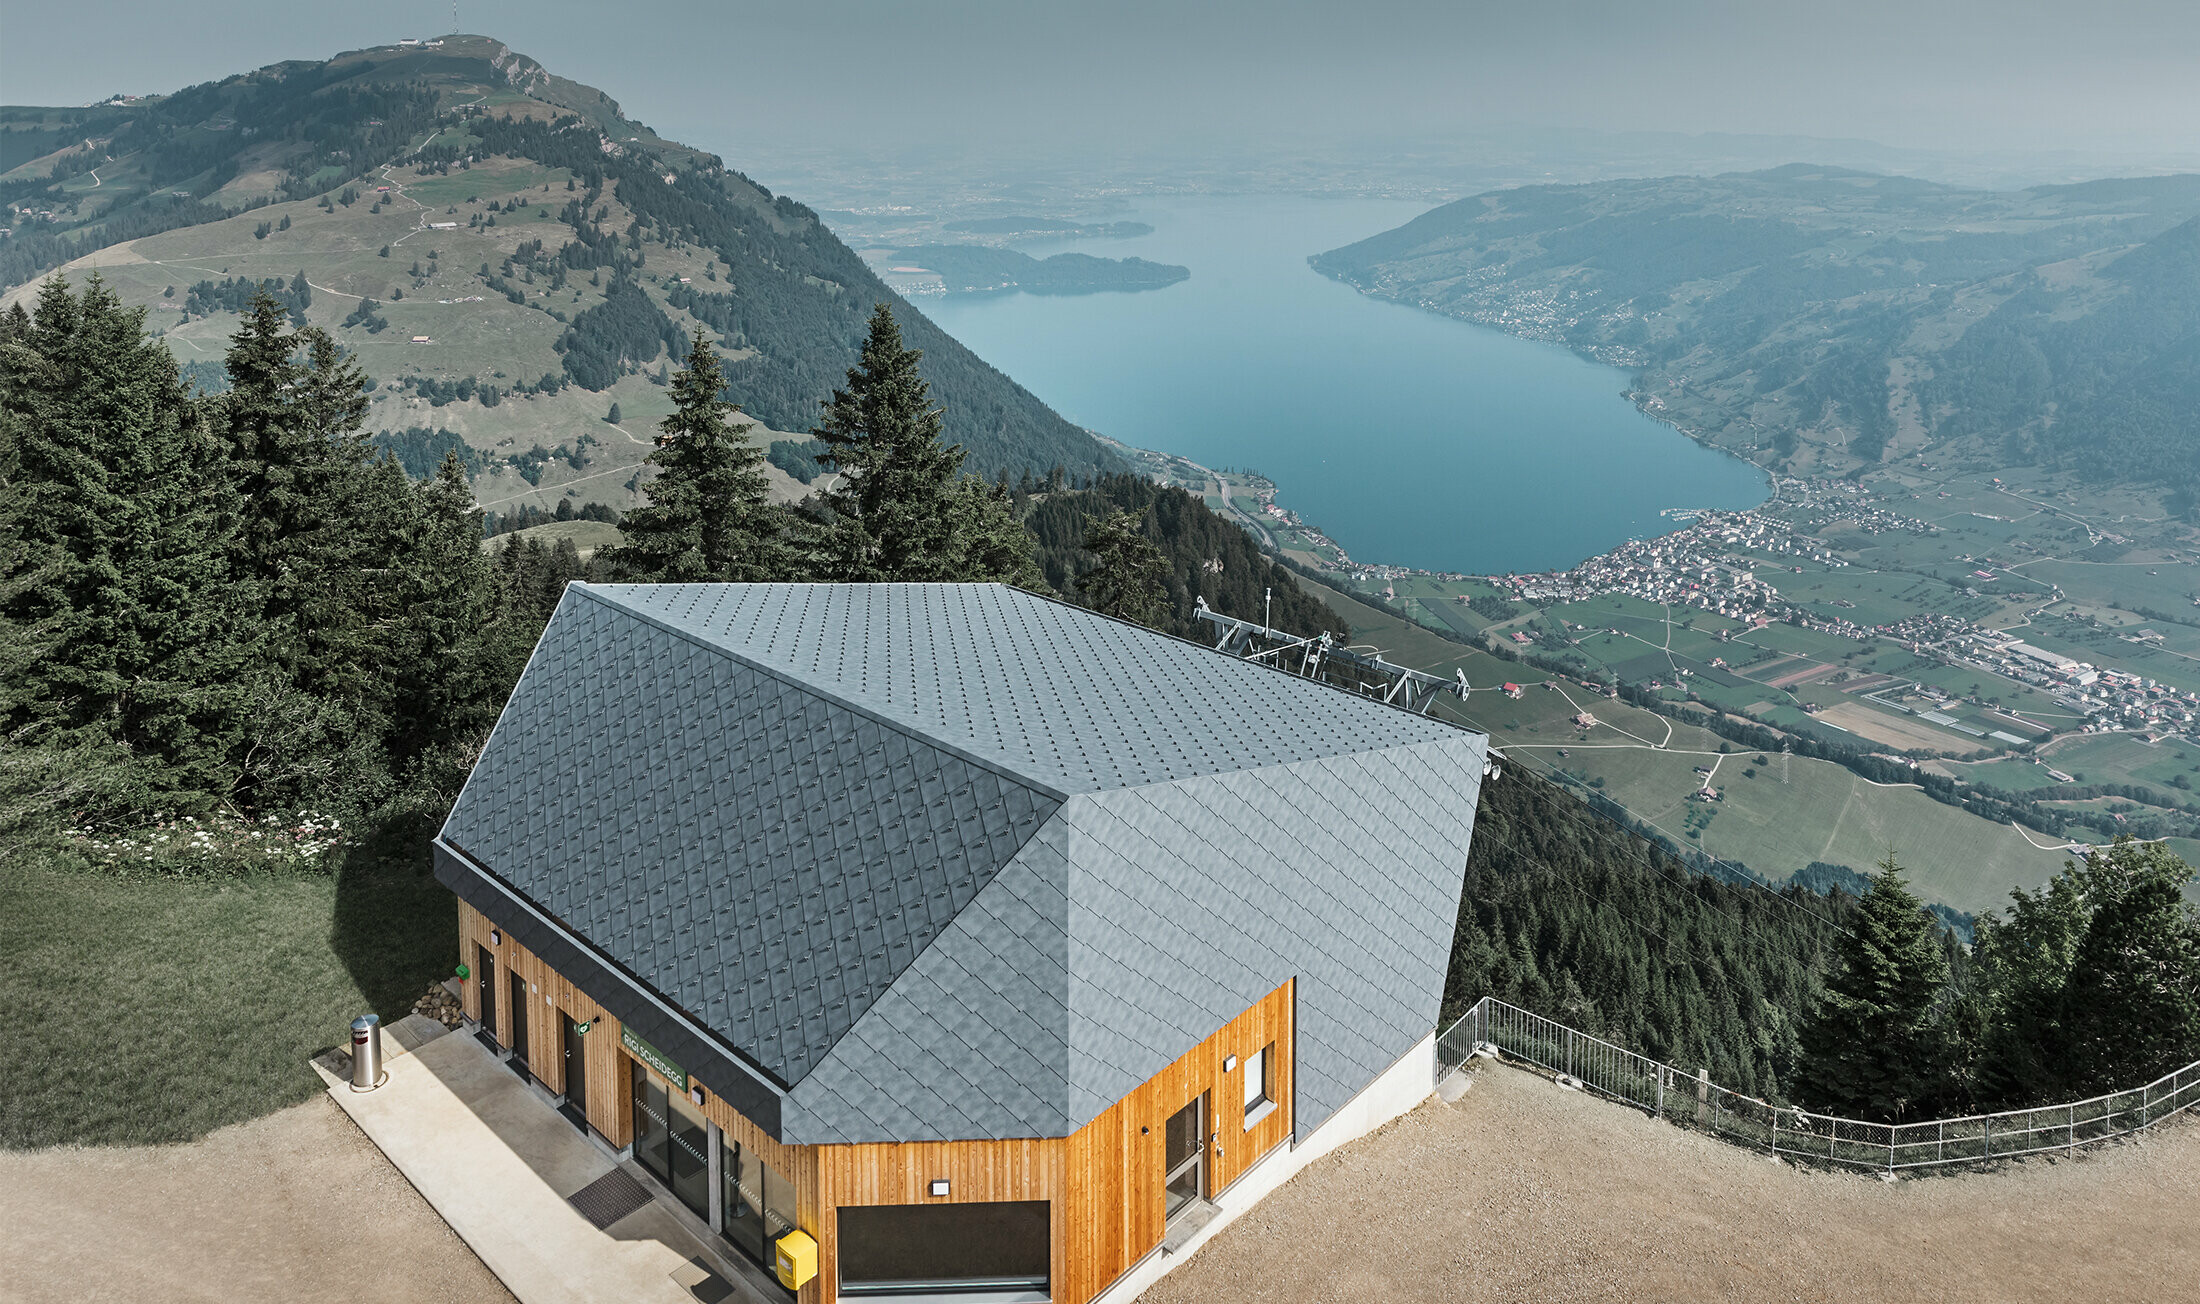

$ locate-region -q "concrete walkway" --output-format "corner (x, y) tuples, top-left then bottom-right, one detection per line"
(325, 1021), (775, 1304)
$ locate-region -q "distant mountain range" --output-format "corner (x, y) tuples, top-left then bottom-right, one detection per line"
(0, 36), (1124, 513)
(1314, 165), (2200, 511)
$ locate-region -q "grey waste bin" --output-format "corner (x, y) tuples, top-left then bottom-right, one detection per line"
(351, 1014), (385, 1091)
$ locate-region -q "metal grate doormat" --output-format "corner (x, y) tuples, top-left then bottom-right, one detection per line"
(566, 1168), (653, 1230)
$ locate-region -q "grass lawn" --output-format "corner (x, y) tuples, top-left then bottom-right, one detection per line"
(0, 851), (457, 1149)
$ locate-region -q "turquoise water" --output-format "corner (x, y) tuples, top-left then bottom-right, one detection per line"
(921, 195), (1768, 576)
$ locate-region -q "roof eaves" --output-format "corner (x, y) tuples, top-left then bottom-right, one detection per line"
(436, 833), (796, 1099)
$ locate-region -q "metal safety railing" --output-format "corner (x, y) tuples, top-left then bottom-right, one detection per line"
(1436, 997), (2200, 1172)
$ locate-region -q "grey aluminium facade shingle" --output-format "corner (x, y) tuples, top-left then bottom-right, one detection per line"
(438, 584), (1064, 1113)
(437, 582), (1485, 1146)
(786, 735), (1484, 1145)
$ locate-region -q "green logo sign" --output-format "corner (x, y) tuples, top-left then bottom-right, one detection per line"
(621, 1026), (684, 1087)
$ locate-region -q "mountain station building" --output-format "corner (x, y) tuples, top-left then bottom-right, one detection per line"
(435, 582), (1487, 1304)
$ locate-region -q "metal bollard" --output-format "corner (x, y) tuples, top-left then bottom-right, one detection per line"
(351, 1014), (385, 1091)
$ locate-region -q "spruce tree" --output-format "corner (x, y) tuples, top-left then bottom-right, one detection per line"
(217, 292), (391, 808)
(221, 294), (374, 631)
(2058, 839), (2200, 1094)
(0, 275), (252, 814)
(815, 304), (1034, 583)
(1795, 854), (1953, 1120)
(607, 331), (780, 582)
(1079, 506), (1169, 626)
(382, 451), (496, 773)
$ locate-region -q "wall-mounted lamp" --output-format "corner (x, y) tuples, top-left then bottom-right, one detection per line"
(1223, 1054), (1238, 1073)
(489, 928), (503, 946)
(690, 1085), (706, 1106)
(928, 1179), (950, 1197)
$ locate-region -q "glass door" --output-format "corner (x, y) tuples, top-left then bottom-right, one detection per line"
(632, 1062), (672, 1185)
(630, 1061), (709, 1220)
(721, 1135), (798, 1289)
(1163, 1094), (1206, 1220)
(667, 1091), (710, 1220)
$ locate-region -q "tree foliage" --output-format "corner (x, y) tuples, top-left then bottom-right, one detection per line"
(1025, 474), (1346, 643)
(1449, 767), (1854, 1099)
(1971, 838), (2200, 1102)
(0, 275), (250, 809)
(607, 331), (781, 583)
(1074, 507), (1170, 627)
(1793, 855), (1956, 1120)
(812, 304), (1037, 586)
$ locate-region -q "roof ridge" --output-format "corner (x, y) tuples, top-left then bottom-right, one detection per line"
(572, 583), (1073, 802)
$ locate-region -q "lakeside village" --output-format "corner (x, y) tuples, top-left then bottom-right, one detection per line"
(1252, 474), (2199, 743)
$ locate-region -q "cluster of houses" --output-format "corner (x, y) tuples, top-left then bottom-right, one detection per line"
(1495, 512), (1785, 620)
(1865, 623), (2200, 737)
(1965, 635), (2199, 735)
(1773, 476), (1936, 537)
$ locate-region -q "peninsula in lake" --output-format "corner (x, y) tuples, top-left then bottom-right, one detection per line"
(944, 215), (1155, 240)
(889, 244), (1189, 297)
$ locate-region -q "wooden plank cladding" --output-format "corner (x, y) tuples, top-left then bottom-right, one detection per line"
(457, 897), (1295, 1304)
(458, 900), (634, 1147)
(1058, 979), (1295, 1304)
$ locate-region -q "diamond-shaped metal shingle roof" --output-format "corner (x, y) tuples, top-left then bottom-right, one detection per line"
(585, 582), (1458, 793)
(437, 582), (1484, 1143)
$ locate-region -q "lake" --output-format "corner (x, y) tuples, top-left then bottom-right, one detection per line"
(920, 195), (1768, 576)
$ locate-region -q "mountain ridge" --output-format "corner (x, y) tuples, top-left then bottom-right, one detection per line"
(1, 35), (1124, 512)
(1311, 164), (2200, 507)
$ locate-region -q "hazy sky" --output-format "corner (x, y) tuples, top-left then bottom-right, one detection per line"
(7, 1), (2199, 163)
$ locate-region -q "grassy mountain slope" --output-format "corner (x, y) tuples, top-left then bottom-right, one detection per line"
(1, 36), (1123, 514)
(1313, 166), (2200, 508)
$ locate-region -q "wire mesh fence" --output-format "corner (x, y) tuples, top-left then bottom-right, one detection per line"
(1436, 997), (2200, 1172)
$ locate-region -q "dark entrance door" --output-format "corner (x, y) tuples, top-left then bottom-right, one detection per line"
(560, 1012), (588, 1125)
(1164, 1094), (1206, 1220)
(475, 946), (498, 1041)
(507, 968), (530, 1079)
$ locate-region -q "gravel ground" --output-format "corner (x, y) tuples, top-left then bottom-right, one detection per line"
(1144, 1061), (2200, 1304)
(0, 1094), (515, 1304)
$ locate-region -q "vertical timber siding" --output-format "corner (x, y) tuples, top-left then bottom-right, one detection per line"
(460, 900), (635, 1147)
(458, 900), (1293, 1304)
(1058, 979), (1293, 1303)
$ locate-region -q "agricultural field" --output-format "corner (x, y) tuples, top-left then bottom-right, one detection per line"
(1936, 733), (2200, 807)
(1316, 587), (2071, 914)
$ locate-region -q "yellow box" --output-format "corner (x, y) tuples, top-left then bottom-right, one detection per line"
(775, 1228), (818, 1290)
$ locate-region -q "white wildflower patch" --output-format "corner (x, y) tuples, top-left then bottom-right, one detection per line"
(66, 810), (347, 873)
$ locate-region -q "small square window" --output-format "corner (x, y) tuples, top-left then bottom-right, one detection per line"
(1242, 1042), (1274, 1123)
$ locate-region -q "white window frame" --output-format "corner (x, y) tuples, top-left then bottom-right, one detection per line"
(1242, 1043), (1276, 1127)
